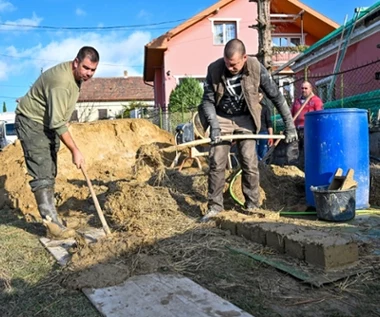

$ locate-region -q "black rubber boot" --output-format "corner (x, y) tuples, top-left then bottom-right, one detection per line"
(34, 187), (76, 239)
(34, 187), (61, 224)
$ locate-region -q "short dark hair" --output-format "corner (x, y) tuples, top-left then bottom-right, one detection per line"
(76, 46), (99, 63)
(224, 39), (246, 59)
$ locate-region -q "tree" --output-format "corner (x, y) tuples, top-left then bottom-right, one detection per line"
(120, 100), (149, 118)
(2, 101), (6, 112)
(169, 77), (203, 113)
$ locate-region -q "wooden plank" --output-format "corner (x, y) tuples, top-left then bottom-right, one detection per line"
(83, 273), (254, 317)
(340, 168), (357, 190)
(40, 228), (105, 266)
(328, 168), (344, 190)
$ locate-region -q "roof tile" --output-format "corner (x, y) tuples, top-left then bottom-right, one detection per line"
(78, 77), (154, 102)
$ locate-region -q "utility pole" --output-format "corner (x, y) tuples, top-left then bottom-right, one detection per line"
(250, 0), (272, 72)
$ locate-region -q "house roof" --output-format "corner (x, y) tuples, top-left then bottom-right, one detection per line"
(78, 77), (154, 102)
(271, 0), (339, 39)
(273, 1), (380, 74)
(144, 0), (339, 81)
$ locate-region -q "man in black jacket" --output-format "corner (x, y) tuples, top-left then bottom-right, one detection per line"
(199, 39), (297, 222)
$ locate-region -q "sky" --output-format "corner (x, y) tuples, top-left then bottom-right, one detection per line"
(0, 0), (377, 112)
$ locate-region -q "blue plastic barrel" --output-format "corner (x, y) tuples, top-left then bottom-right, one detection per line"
(304, 108), (369, 209)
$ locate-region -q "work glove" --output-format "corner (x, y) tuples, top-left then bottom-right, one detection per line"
(210, 128), (222, 145)
(284, 128), (298, 143)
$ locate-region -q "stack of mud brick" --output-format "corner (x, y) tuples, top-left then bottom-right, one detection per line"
(216, 212), (358, 270)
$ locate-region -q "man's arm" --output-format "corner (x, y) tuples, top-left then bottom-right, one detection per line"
(59, 130), (84, 169)
(199, 69), (221, 143)
(290, 100), (297, 117)
(265, 107), (274, 146)
(268, 127), (274, 146)
(259, 64), (297, 143)
(313, 96), (324, 111)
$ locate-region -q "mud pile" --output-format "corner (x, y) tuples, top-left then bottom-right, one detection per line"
(0, 119), (174, 218)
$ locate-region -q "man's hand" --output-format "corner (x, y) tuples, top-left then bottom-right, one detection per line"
(284, 128), (298, 143)
(72, 148), (85, 169)
(59, 130), (84, 169)
(210, 128), (222, 145)
(268, 138), (274, 147)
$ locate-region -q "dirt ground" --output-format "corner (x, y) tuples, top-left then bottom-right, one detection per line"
(1, 118), (380, 317)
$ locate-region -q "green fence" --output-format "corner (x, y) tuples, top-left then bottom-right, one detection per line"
(272, 58), (380, 131)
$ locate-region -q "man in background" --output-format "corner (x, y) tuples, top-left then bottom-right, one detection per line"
(291, 81), (324, 169)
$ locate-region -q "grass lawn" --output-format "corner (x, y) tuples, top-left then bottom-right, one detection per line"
(0, 207), (100, 317)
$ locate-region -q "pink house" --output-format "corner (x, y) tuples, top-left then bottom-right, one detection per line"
(143, 0), (338, 110)
(277, 2), (380, 106)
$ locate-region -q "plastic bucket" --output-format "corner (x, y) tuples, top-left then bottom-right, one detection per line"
(311, 185), (356, 222)
(304, 108), (369, 209)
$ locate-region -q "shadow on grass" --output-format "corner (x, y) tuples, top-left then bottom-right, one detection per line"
(0, 212), (100, 317)
(0, 276), (100, 317)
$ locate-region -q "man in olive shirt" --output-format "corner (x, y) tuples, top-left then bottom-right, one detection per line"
(15, 46), (99, 239)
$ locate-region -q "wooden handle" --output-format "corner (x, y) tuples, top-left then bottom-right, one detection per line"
(162, 134), (285, 152)
(81, 165), (111, 235)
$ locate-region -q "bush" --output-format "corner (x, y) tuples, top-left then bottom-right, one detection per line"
(169, 77), (203, 113)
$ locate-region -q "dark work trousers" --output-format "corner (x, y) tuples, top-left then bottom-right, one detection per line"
(15, 114), (60, 192)
(208, 115), (259, 211)
(297, 128), (305, 171)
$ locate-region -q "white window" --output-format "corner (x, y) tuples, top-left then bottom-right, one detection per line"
(209, 19), (239, 45)
(272, 34), (304, 47)
(213, 21), (236, 45)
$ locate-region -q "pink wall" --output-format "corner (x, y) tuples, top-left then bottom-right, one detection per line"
(163, 1), (258, 107)
(154, 68), (164, 109)
(295, 32), (380, 98)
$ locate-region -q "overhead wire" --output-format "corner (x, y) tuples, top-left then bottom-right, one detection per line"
(0, 18), (188, 30)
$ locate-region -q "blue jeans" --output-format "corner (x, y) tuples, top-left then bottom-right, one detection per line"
(257, 131), (269, 161)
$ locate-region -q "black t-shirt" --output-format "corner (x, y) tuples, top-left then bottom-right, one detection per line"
(217, 69), (249, 116)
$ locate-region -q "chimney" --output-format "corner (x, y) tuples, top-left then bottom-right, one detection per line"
(123, 70), (128, 78)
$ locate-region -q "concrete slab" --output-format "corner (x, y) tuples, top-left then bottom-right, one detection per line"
(40, 228), (106, 266)
(83, 273), (254, 317)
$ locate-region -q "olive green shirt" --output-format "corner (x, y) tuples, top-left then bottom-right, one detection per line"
(16, 61), (80, 136)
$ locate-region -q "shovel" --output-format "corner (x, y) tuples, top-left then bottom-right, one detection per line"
(162, 133), (285, 153)
(81, 165), (111, 235)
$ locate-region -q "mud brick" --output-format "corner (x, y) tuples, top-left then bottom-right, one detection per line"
(304, 235), (358, 269)
(284, 236), (305, 260)
(266, 231), (285, 253)
(216, 212), (252, 236)
(217, 217), (237, 235)
(236, 221), (266, 245)
(236, 221), (252, 239)
(264, 224), (298, 253)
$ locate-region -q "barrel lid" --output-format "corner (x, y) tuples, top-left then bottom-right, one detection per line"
(305, 108), (368, 117)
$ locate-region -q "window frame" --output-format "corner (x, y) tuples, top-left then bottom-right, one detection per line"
(98, 109), (108, 120)
(271, 33), (307, 47)
(209, 18), (240, 46)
